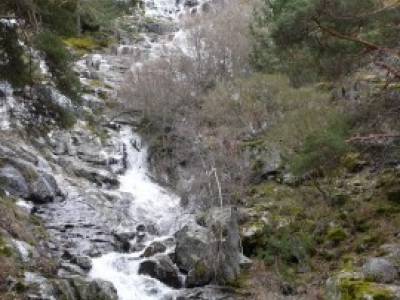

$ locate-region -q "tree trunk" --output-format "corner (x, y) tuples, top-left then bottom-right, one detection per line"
(76, 0), (81, 36)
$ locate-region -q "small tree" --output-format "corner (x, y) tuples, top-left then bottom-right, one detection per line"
(251, 0), (400, 85)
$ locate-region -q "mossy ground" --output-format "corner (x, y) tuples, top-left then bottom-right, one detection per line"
(240, 163), (400, 296)
(0, 195), (55, 298)
(339, 276), (395, 300)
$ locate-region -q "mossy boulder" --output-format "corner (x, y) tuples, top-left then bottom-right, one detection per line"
(186, 260), (212, 287)
(326, 271), (398, 300)
(362, 258), (398, 283)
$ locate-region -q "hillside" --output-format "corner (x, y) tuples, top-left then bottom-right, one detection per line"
(0, 0), (400, 300)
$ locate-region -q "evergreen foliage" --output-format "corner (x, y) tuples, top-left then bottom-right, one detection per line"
(251, 0), (400, 85)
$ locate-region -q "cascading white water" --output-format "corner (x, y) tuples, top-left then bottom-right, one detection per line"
(90, 127), (182, 300)
(90, 1), (210, 299)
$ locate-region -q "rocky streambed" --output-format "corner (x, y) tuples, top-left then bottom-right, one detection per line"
(0, 0), (247, 299)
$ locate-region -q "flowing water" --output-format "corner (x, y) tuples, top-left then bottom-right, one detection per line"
(90, 127), (182, 300)
(88, 1), (209, 299)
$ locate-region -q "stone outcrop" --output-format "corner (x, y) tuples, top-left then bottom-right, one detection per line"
(175, 207), (243, 287)
(138, 255), (182, 288)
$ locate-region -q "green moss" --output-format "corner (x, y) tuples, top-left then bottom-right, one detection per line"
(228, 271), (251, 289)
(0, 236), (12, 257)
(341, 153), (365, 173)
(64, 37), (101, 53)
(326, 227), (347, 244)
(194, 260), (208, 278)
(339, 278), (395, 300)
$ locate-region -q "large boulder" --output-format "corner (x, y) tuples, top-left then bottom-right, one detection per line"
(52, 278), (118, 300)
(138, 255), (181, 288)
(362, 258), (398, 283)
(175, 207), (242, 287)
(205, 207), (242, 283)
(175, 222), (210, 273)
(326, 271), (400, 300)
(81, 279), (118, 300)
(0, 164), (30, 198)
(29, 172), (61, 204)
(0, 163), (61, 203)
(142, 241), (167, 258)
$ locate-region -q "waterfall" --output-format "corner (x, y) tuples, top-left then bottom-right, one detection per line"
(90, 127), (183, 299)
(89, 1), (208, 298)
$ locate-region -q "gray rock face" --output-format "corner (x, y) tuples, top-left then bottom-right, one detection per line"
(205, 207), (242, 284)
(0, 163), (61, 204)
(362, 258), (398, 283)
(175, 207), (242, 287)
(52, 278), (118, 300)
(175, 222), (210, 272)
(71, 256), (93, 271)
(112, 230), (136, 252)
(61, 158), (119, 188)
(138, 255), (182, 288)
(83, 279), (118, 300)
(0, 164), (30, 198)
(29, 172), (61, 204)
(142, 241), (167, 257)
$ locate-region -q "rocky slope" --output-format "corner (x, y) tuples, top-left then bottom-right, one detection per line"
(0, 0), (247, 299)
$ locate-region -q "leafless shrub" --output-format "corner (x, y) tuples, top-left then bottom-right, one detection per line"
(120, 0), (256, 209)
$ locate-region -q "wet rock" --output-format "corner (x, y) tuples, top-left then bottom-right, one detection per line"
(136, 224), (146, 232)
(71, 256), (92, 271)
(0, 164), (30, 198)
(142, 241), (167, 257)
(144, 20), (177, 35)
(59, 262), (87, 276)
(86, 54), (102, 71)
(184, 0), (199, 7)
(83, 279), (118, 300)
(73, 165), (119, 187)
(29, 172), (61, 204)
(113, 231), (135, 252)
(138, 255), (181, 288)
(362, 258), (398, 283)
(53, 278), (118, 300)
